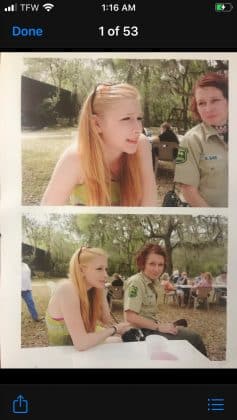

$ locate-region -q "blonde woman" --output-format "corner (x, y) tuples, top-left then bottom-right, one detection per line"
(41, 83), (157, 206)
(191, 271), (213, 298)
(46, 247), (131, 350)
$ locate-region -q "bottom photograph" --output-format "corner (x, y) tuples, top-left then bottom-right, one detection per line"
(21, 213), (227, 365)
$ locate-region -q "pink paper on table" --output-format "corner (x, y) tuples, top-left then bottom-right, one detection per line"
(150, 351), (178, 360)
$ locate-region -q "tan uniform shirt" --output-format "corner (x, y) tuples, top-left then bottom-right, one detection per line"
(124, 272), (159, 321)
(174, 123), (228, 207)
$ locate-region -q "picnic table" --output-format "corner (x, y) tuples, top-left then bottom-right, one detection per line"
(5, 340), (209, 368)
(177, 284), (227, 305)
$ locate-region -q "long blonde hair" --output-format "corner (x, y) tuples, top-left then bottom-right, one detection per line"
(78, 83), (142, 206)
(69, 247), (107, 332)
(204, 272), (213, 286)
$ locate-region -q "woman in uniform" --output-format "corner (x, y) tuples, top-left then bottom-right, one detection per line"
(124, 243), (207, 355)
(174, 72), (228, 207)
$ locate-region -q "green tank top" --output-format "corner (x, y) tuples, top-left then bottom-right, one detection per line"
(69, 181), (120, 206)
(45, 311), (73, 346)
(45, 311), (105, 346)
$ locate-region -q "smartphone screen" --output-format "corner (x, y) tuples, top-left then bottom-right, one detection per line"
(0, 1), (237, 418)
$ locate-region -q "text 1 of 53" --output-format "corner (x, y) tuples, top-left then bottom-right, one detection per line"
(98, 26), (139, 37)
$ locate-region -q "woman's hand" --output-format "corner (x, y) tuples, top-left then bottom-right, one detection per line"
(180, 184), (209, 207)
(158, 323), (178, 335)
(114, 322), (132, 335)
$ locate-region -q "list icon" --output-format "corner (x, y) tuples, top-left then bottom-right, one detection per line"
(208, 397), (225, 412)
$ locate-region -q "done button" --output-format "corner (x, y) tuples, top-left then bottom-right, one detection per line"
(11, 26), (44, 37)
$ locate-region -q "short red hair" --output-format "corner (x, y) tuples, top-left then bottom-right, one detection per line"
(136, 243), (167, 271)
(190, 72), (228, 120)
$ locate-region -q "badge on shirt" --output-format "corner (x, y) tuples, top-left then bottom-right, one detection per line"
(176, 147), (188, 164)
(128, 285), (138, 298)
(200, 153), (221, 161)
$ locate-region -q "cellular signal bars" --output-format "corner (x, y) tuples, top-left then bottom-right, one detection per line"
(4, 3), (17, 12)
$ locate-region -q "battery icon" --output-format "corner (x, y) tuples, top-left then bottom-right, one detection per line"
(215, 3), (234, 12)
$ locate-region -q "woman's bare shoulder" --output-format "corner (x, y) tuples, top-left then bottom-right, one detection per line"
(55, 280), (79, 303)
(56, 280), (75, 294)
(57, 143), (83, 182)
(48, 280), (79, 314)
(60, 143), (80, 162)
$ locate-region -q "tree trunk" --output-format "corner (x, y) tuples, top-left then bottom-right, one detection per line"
(164, 239), (173, 275)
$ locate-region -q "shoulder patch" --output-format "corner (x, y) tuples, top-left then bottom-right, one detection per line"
(176, 147), (188, 164)
(128, 285), (138, 298)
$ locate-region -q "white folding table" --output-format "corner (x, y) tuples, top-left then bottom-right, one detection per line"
(6, 340), (211, 368)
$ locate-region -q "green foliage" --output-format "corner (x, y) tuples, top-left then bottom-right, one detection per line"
(23, 214), (79, 276)
(23, 58), (228, 131)
(23, 214), (227, 279)
(173, 246), (227, 277)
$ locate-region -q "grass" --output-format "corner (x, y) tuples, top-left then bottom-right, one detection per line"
(21, 279), (226, 360)
(22, 129), (76, 205)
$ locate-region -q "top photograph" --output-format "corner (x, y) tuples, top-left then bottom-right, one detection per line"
(21, 57), (228, 207)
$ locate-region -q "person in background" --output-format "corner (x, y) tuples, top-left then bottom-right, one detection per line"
(194, 272), (204, 286)
(106, 273), (124, 306)
(161, 272), (176, 292)
(174, 72), (228, 207)
(216, 269), (227, 286)
(21, 261), (44, 322)
(191, 272), (213, 298)
(111, 273), (124, 286)
(176, 271), (189, 307)
(159, 122), (179, 144)
(170, 269), (180, 284)
(197, 271), (213, 287)
(215, 269), (227, 303)
(151, 122), (179, 170)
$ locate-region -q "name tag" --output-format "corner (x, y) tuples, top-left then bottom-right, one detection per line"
(200, 154), (222, 161)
